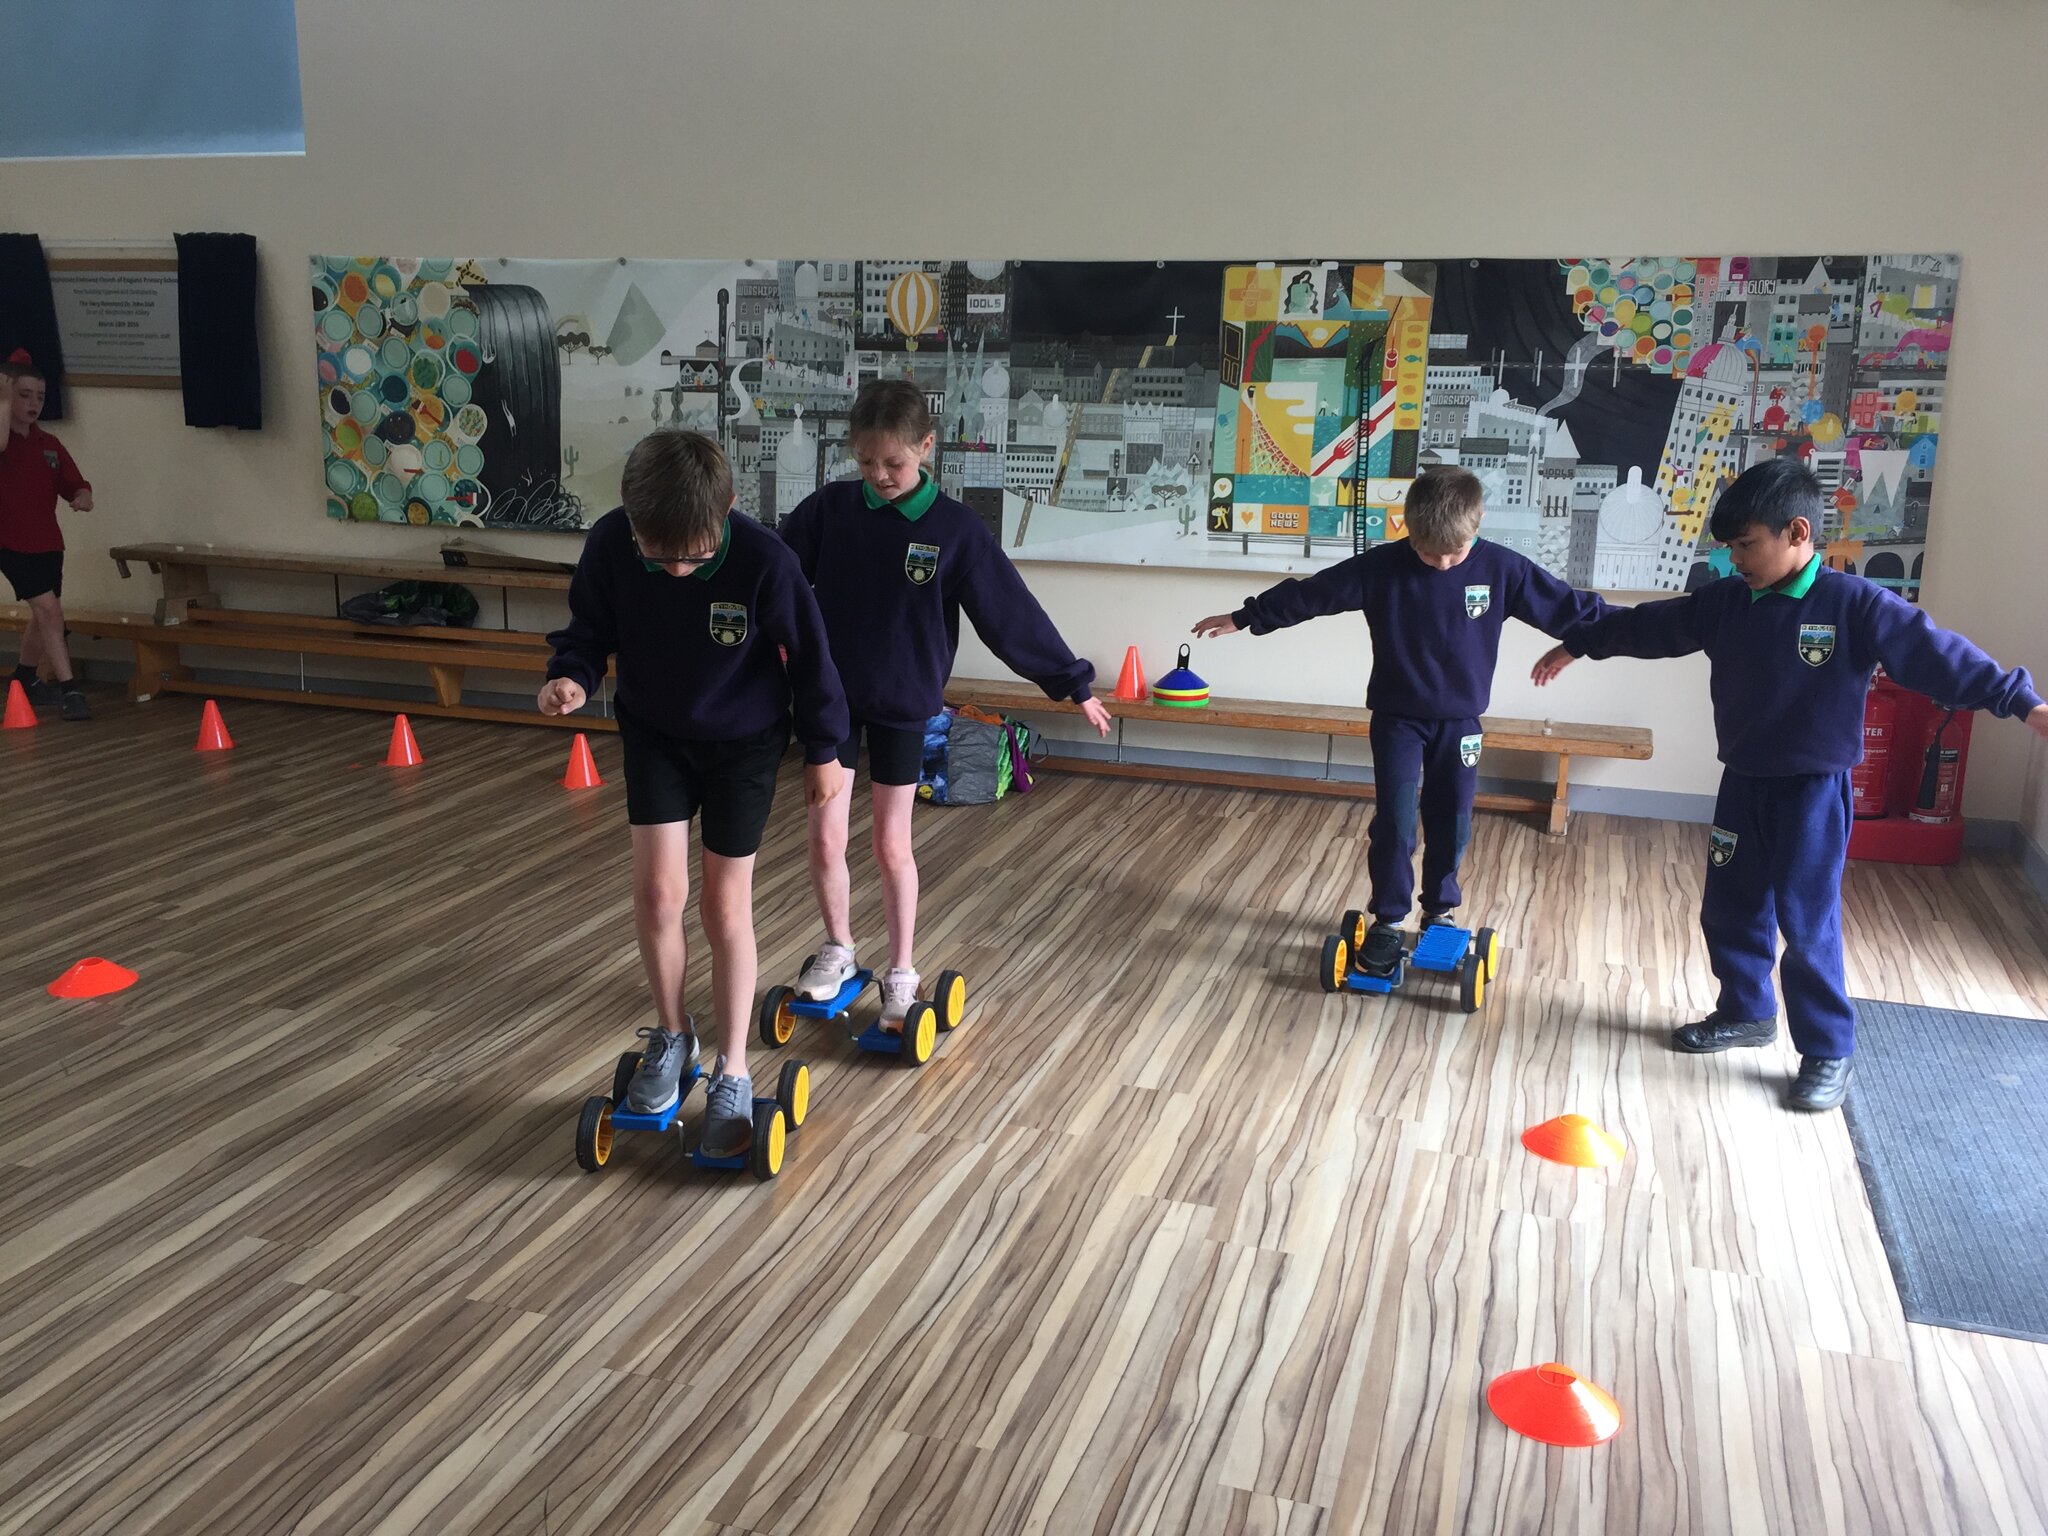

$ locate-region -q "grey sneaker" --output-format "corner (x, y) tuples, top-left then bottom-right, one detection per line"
(699, 1072), (754, 1158)
(59, 688), (91, 722)
(797, 941), (858, 1001)
(625, 1023), (699, 1113)
(879, 968), (920, 1031)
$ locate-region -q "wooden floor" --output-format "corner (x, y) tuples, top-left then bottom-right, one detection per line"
(4, 694), (2047, 1536)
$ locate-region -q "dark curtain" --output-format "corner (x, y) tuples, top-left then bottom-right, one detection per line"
(0, 234), (68, 420)
(174, 232), (262, 428)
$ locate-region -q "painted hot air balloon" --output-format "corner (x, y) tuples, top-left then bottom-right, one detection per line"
(886, 269), (939, 351)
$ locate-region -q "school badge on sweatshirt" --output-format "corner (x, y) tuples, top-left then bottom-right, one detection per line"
(1797, 623), (1835, 667)
(1708, 826), (1738, 867)
(905, 543), (939, 586)
(1464, 584), (1491, 618)
(1459, 732), (1483, 767)
(709, 602), (748, 647)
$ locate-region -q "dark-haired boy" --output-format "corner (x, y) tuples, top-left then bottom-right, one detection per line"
(1536, 456), (2047, 1111)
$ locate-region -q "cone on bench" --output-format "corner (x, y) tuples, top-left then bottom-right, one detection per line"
(562, 731), (603, 789)
(1113, 646), (1147, 702)
(195, 699), (235, 752)
(385, 713), (424, 767)
(3, 679), (36, 730)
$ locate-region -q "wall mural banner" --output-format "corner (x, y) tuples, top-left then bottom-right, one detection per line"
(312, 253), (1956, 596)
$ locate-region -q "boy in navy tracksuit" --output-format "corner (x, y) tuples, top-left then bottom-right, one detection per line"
(1196, 467), (1610, 974)
(543, 430), (848, 1157)
(781, 380), (1112, 1031)
(1536, 458), (2046, 1111)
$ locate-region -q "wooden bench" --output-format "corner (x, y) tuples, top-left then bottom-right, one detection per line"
(91, 541), (618, 729)
(110, 541), (574, 626)
(944, 678), (1652, 836)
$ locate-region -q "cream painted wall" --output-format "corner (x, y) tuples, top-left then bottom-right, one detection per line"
(2024, 735), (2048, 862)
(4, 0), (2044, 813)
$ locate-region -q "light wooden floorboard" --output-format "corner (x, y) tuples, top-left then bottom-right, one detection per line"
(2, 694), (2045, 1535)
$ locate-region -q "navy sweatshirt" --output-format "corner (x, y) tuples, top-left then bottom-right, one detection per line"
(1565, 565), (2043, 777)
(781, 477), (1096, 730)
(547, 508), (849, 763)
(1233, 538), (1611, 719)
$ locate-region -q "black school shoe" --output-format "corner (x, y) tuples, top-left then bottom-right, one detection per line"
(1358, 921), (1406, 977)
(60, 687), (91, 721)
(1789, 1055), (1853, 1112)
(1670, 1015), (1777, 1052)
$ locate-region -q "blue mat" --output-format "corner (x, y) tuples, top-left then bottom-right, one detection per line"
(1843, 999), (2048, 1344)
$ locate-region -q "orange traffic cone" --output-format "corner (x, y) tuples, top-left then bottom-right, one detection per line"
(562, 731), (603, 789)
(3, 678), (36, 730)
(1113, 646), (1147, 701)
(384, 713), (424, 766)
(195, 699), (235, 752)
(1521, 1113), (1626, 1169)
(47, 957), (140, 999)
(1487, 1363), (1623, 1447)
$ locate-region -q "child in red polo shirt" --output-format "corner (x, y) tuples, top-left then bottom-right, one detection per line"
(1, 351), (94, 720)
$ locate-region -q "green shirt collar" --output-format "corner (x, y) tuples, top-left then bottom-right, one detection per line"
(1749, 550), (1821, 603)
(685, 514), (733, 582)
(861, 470), (938, 522)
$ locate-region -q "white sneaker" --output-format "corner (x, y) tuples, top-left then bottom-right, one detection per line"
(880, 968), (921, 1030)
(797, 941), (858, 1001)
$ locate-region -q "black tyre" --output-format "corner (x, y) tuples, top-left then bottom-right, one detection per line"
(611, 1052), (641, 1108)
(751, 1101), (788, 1180)
(575, 1096), (614, 1172)
(759, 984), (798, 1049)
(1320, 934), (1349, 994)
(901, 1001), (937, 1066)
(1341, 909), (1369, 952)
(1476, 927), (1501, 981)
(777, 1058), (811, 1130)
(935, 969), (968, 1032)
(1459, 953), (1486, 1013)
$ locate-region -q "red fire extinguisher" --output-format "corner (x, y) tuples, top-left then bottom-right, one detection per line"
(1910, 707), (1962, 824)
(1852, 671), (1896, 819)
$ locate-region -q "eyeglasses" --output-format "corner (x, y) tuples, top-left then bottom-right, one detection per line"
(633, 535), (722, 572)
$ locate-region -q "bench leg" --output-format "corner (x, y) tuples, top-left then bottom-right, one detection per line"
(155, 563), (218, 625)
(427, 663), (466, 709)
(130, 637), (188, 702)
(1547, 752), (1572, 838)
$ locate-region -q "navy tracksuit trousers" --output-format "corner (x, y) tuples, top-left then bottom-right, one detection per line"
(1367, 714), (1482, 923)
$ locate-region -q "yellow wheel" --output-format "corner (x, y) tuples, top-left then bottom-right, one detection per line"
(902, 1001), (937, 1066)
(750, 1102), (787, 1180)
(1320, 934), (1349, 994)
(575, 1096), (614, 1172)
(1477, 927), (1501, 981)
(758, 985), (798, 1048)
(936, 969), (967, 1032)
(777, 1058), (810, 1130)
(1342, 908), (1369, 951)
(1459, 953), (1486, 1013)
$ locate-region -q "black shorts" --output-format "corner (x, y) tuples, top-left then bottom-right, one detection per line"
(835, 719), (926, 787)
(0, 549), (63, 602)
(618, 714), (789, 855)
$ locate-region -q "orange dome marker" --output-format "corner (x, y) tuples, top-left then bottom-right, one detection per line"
(48, 957), (140, 999)
(1521, 1113), (1626, 1168)
(1487, 1362), (1622, 1447)
(1113, 646), (1147, 702)
(384, 713), (423, 766)
(195, 699), (235, 751)
(3, 679), (37, 730)
(562, 731), (603, 789)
